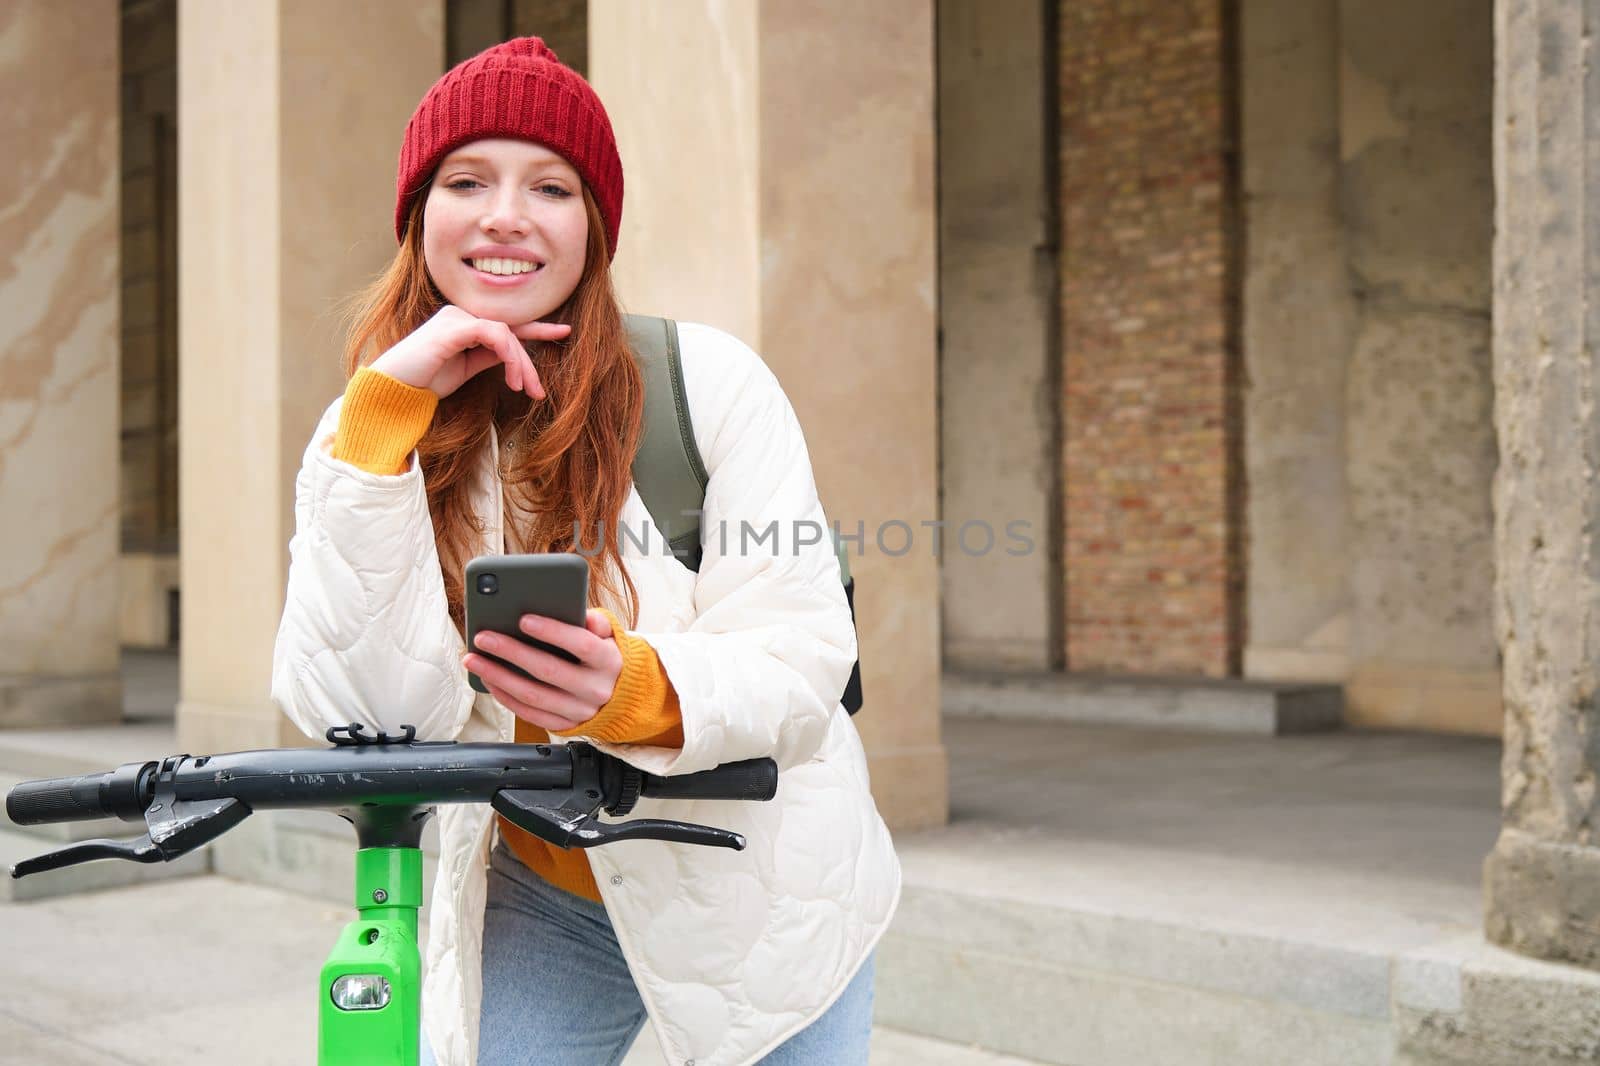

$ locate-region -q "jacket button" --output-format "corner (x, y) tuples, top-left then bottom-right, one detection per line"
(611, 874), (624, 885)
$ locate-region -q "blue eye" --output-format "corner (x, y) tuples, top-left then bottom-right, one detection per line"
(444, 178), (481, 191)
(537, 183), (573, 198)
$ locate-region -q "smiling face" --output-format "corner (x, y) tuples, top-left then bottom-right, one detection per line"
(421, 138), (589, 324)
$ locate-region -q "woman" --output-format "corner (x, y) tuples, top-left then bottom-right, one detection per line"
(270, 36), (900, 1066)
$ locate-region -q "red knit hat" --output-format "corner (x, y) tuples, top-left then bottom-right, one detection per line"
(394, 37), (623, 257)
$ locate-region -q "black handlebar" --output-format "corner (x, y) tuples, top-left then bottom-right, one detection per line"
(6, 773), (114, 826)
(5, 727), (781, 880)
(6, 763), (152, 826)
(8, 744), (776, 829)
(642, 762), (777, 803)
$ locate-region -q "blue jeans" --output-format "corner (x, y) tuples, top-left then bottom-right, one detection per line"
(422, 841), (875, 1065)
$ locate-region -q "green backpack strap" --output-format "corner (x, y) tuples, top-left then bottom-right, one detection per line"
(625, 314), (708, 570)
(624, 314), (863, 713)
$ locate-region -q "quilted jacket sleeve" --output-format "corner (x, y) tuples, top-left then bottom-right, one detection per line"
(580, 324), (857, 776)
(270, 396), (477, 743)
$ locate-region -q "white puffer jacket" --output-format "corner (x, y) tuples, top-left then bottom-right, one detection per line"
(270, 322), (901, 1066)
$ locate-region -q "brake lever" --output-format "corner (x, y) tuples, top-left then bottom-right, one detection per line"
(145, 793), (252, 859)
(491, 743), (746, 851)
(9, 756), (252, 880)
(10, 836), (164, 877)
(491, 788), (746, 851)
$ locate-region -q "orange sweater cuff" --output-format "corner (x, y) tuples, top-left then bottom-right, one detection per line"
(331, 368), (438, 475)
(552, 608), (684, 748)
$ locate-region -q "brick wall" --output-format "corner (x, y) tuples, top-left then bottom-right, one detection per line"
(1059, 0), (1244, 676)
(120, 0), (178, 554)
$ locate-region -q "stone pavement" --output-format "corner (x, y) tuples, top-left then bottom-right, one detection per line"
(0, 875), (1039, 1066)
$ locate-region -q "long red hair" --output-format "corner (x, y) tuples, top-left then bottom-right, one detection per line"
(341, 186), (643, 632)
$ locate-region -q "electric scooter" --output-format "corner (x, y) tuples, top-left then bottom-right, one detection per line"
(5, 722), (777, 1065)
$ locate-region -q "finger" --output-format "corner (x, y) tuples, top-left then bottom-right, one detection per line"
(501, 322), (544, 401)
(465, 319), (519, 392)
(525, 343), (544, 401)
(488, 321), (530, 399)
(447, 316), (507, 379)
(586, 609), (613, 640)
(518, 614), (604, 665)
(472, 631), (585, 698)
(485, 322), (523, 393)
(465, 650), (589, 724)
(484, 681), (580, 734)
(511, 321), (573, 342)
(459, 346), (501, 382)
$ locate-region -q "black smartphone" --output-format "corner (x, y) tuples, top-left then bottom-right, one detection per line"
(464, 553), (590, 695)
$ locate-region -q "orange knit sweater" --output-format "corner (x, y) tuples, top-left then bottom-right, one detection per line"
(331, 367), (684, 903)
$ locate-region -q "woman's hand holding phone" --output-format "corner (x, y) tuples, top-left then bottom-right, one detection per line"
(369, 304), (572, 400)
(463, 609), (624, 734)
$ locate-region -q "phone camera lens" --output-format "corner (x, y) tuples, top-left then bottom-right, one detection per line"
(477, 574), (498, 595)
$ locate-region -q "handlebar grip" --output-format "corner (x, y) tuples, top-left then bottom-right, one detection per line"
(640, 758), (778, 803)
(6, 774), (113, 825)
(5, 761), (153, 826)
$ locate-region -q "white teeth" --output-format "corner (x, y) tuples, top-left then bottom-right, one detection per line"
(469, 257), (539, 276)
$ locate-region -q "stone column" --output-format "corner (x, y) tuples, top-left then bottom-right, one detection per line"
(0, 2), (122, 728)
(938, 0), (1060, 673)
(591, 0), (948, 831)
(1484, 0), (1600, 969)
(1239, 0), (1353, 686)
(1339, 0), (1498, 735)
(177, 0), (443, 753)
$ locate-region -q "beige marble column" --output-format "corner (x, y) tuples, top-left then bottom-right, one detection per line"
(177, 0), (443, 753)
(0, 2), (122, 728)
(1483, 0), (1600, 969)
(592, 0), (948, 831)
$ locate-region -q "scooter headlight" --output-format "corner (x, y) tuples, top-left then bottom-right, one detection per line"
(331, 974), (392, 1011)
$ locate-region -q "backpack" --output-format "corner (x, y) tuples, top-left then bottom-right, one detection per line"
(624, 314), (864, 715)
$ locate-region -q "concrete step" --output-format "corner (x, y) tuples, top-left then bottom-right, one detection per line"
(0, 771), (138, 842)
(877, 880), (1393, 1066)
(0, 824), (209, 902)
(0, 719), (179, 780)
(881, 818), (1600, 1066)
(944, 670), (1342, 733)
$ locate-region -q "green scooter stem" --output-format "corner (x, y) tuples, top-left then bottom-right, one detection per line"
(320, 847), (424, 1066)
